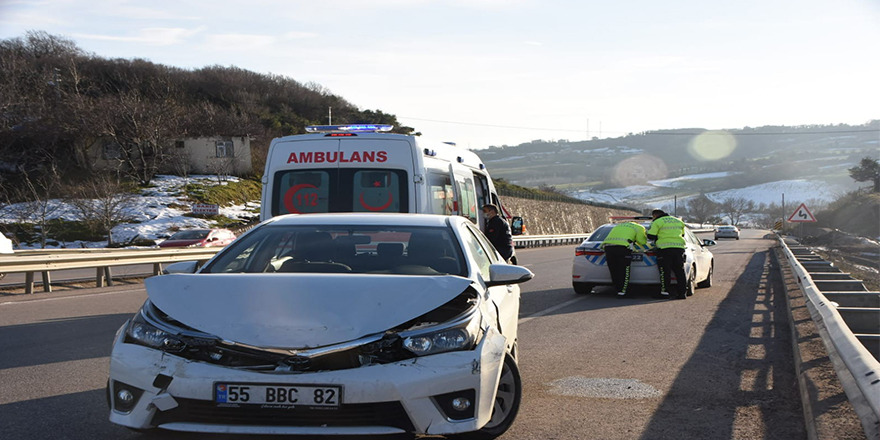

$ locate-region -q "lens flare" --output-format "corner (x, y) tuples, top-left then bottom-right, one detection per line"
(612, 154), (668, 187)
(688, 131), (737, 161)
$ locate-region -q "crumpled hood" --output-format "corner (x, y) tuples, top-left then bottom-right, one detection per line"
(145, 274), (473, 349)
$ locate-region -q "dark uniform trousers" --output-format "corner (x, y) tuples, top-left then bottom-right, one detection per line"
(657, 248), (687, 297)
(604, 245), (633, 294)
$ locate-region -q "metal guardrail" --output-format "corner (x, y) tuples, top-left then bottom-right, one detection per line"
(0, 248), (222, 294)
(777, 236), (880, 439)
(1, 229), (719, 293)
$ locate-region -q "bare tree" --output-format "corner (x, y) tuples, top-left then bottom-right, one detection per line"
(7, 166), (64, 248)
(686, 194), (719, 226)
(719, 196), (756, 226)
(69, 175), (136, 245)
(96, 75), (187, 185)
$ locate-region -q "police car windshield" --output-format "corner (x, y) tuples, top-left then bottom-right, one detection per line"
(203, 225), (467, 277)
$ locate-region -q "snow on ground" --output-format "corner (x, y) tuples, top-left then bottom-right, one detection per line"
(576, 185), (661, 204)
(485, 156), (526, 162)
(705, 180), (847, 205)
(2, 175), (259, 248)
(648, 172), (741, 188)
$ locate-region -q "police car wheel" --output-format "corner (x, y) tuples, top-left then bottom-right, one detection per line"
(573, 283), (594, 295)
(697, 261), (713, 288)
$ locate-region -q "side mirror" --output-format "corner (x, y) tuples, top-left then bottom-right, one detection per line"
(163, 261), (199, 274)
(510, 216), (524, 236)
(486, 263), (534, 287)
(702, 239), (716, 247)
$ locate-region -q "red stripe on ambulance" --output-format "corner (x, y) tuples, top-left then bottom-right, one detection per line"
(286, 151), (388, 164)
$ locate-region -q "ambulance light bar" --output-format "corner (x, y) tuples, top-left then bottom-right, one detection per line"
(610, 216), (653, 223)
(305, 124), (394, 133)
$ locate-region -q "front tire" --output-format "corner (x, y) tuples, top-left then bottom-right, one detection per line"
(452, 355), (522, 440)
(573, 283), (595, 295)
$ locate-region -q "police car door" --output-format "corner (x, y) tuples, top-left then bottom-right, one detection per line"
(686, 229), (710, 281)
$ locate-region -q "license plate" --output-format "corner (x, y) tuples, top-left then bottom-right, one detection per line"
(214, 383), (342, 408)
(631, 254), (643, 262)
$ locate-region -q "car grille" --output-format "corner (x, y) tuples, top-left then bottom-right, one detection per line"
(151, 398), (415, 432)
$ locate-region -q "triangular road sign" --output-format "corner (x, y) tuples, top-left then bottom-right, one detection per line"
(788, 203), (817, 222)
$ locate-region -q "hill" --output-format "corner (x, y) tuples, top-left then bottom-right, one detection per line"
(0, 31), (415, 185)
(478, 122), (879, 210)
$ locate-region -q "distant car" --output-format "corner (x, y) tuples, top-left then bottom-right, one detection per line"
(158, 229), (235, 248)
(572, 217), (715, 295)
(108, 213), (534, 438)
(0, 233), (12, 280)
(714, 225), (740, 240)
(0, 233), (12, 254)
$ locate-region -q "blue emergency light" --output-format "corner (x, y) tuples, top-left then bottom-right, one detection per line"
(305, 124), (394, 133)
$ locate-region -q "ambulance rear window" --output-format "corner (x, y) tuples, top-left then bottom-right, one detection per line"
(272, 168), (408, 216)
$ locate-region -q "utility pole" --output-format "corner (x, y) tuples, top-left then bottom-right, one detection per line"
(328, 107), (332, 125)
(587, 118), (590, 139)
(674, 195), (677, 217)
(781, 193), (785, 232)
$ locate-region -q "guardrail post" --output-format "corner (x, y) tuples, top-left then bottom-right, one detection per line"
(153, 263), (162, 276)
(104, 267), (114, 286)
(41, 271), (51, 292)
(96, 267), (104, 288)
(25, 272), (34, 294)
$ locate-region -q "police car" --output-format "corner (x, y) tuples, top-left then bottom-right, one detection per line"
(571, 216), (716, 295)
(259, 124), (523, 257)
(108, 213), (533, 438)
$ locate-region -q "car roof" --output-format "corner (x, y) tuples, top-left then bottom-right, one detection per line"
(264, 213), (456, 228)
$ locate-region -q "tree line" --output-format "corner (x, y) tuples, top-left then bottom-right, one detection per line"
(0, 31), (415, 189)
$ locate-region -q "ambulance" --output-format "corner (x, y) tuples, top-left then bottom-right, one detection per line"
(260, 124), (523, 259)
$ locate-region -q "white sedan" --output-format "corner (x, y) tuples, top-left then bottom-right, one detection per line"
(572, 220), (715, 295)
(108, 213), (533, 439)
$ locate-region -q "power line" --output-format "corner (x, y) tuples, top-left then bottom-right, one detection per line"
(644, 129), (879, 136)
(399, 116), (879, 136)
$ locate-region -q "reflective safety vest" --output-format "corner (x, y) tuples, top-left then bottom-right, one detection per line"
(602, 222), (647, 248)
(647, 216), (686, 249)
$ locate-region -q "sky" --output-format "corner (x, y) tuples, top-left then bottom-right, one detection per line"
(1, 0), (878, 149)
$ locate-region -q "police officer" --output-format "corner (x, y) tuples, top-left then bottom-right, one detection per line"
(481, 204), (514, 263)
(601, 220), (647, 297)
(647, 209), (688, 299)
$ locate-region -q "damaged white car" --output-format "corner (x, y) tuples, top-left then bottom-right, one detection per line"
(108, 213), (534, 438)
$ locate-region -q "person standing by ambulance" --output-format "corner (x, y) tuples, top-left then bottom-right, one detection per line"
(601, 221), (647, 297)
(482, 204), (514, 263)
(647, 209), (688, 299)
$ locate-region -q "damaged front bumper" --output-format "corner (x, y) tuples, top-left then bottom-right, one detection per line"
(108, 322), (509, 436)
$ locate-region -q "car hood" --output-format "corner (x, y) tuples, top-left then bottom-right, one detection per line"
(145, 274), (474, 349)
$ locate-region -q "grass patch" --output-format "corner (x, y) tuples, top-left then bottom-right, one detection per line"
(185, 179), (262, 206)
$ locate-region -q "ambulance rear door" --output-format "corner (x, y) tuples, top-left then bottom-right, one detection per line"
(338, 138), (417, 214)
(266, 138), (341, 218)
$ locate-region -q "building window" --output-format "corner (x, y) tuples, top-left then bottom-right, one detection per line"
(216, 141), (234, 158)
(103, 142), (122, 160)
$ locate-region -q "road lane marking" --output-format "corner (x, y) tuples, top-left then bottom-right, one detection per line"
(0, 289), (145, 306)
(518, 296), (587, 325)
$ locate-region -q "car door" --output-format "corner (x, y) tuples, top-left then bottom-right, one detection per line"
(686, 229), (710, 281)
(459, 222), (519, 345)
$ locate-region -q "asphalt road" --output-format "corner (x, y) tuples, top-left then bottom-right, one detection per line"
(0, 229), (805, 440)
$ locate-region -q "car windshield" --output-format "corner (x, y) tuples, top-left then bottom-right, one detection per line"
(719, 226), (736, 230)
(203, 224), (466, 276)
(169, 230), (209, 240)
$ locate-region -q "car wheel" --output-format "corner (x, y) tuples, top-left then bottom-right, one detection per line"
(451, 355), (522, 440)
(686, 266), (696, 297)
(697, 261), (713, 288)
(573, 283), (594, 295)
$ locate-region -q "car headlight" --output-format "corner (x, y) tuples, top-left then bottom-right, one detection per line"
(402, 314), (482, 356)
(126, 311), (186, 352)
